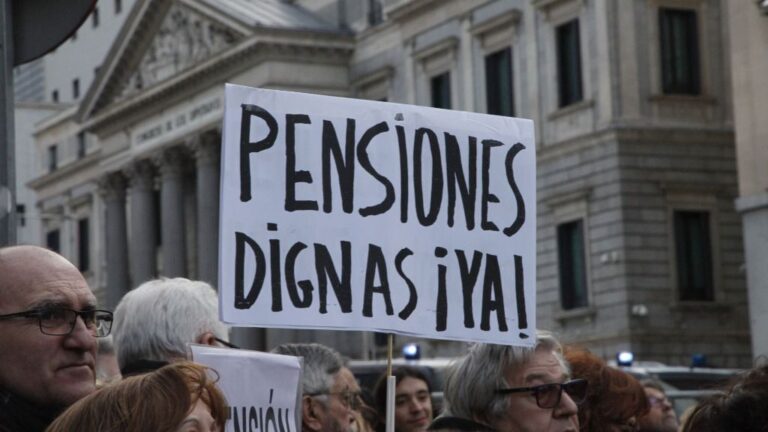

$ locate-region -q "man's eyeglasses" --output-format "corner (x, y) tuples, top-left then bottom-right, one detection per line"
(0, 307), (113, 337)
(307, 389), (363, 410)
(494, 378), (588, 409)
(214, 337), (240, 349)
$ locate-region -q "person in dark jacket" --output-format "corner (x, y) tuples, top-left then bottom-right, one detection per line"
(0, 246), (113, 432)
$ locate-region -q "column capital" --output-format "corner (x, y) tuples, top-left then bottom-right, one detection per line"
(124, 159), (157, 190)
(187, 131), (221, 166)
(153, 146), (191, 177)
(98, 172), (127, 201)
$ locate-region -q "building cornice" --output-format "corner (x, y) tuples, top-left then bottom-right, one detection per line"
(27, 149), (102, 191)
(537, 125), (734, 163)
(385, 0), (444, 22)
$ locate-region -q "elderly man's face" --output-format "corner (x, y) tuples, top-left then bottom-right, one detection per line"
(318, 367), (359, 432)
(0, 247), (98, 409)
(638, 387), (678, 432)
(490, 348), (579, 432)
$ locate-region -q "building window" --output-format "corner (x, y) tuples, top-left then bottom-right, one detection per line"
(558, 220), (588, 310)
(674, 210), (713, 301)
(92, 7), (99, 27)
(72, 79), (80, 99)
(430, 72), (451, 109)
(485, 47), (514, 116)
(51, 90), (59, 103)
(46, 229), (61, 253)
(77, 132), (87, 158)
(115, 0), (122, 14)
(556, 19), (583, 107)
(367, 0), (383, 25)
(48, 145), (58, 173)
(659, 8), (700, 95)
(16, 204), (25, 227)
(78, 218), (90, 272)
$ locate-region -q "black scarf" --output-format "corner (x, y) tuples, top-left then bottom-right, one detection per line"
(0, 389), (62, 432)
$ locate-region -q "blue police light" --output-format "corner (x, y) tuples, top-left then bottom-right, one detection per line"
(616, 351), (634, 367)
(402, 343), (421, 360)
(691, 354), (707, 368)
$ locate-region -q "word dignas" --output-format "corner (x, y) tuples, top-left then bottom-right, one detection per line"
(238, 104), (527, 237)
(233, 231), (528, 334)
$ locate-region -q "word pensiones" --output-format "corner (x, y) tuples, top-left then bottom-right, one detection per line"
(238, 104), (527, 237)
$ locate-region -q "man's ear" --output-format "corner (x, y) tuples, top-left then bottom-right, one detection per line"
(472, 413), (490, 428)
(303, 395), (324, 432)
(197, 331), (217, 346)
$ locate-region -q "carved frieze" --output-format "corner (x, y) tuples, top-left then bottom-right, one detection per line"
(118, 4), (239, 99)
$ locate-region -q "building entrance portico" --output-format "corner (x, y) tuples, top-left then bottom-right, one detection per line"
(98, 131), (222, 302)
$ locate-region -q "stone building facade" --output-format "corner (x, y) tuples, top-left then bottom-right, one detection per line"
(29, 0), (750, 364)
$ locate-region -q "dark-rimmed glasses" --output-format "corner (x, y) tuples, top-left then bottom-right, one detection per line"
(0, 307), (113, 337)
(647, 396), (671, 408)
(306, 389), (363, 410)
(214, 337), (240, 349)
(495, 378), (588, 409)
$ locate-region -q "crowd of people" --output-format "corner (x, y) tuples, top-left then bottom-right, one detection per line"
(0, 245), (765, 432)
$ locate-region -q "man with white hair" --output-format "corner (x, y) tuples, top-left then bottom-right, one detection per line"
(272, 343), (360, 432)
(429, 331), (584, 432)
(112, 277), (230, 375)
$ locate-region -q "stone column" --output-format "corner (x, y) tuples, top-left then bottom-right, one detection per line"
(155, 147), (188, 277)
(125, 160), (158, 286)
(99, 172), (129, 309)
(192, 132), (221, 285)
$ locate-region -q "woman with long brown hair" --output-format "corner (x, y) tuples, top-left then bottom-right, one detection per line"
(46, 361), (228, 432)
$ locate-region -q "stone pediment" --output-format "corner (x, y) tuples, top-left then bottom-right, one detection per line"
(116, 3), (241, 101)
(79, 0), (350, 127)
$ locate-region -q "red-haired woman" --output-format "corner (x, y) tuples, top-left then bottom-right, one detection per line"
(46, 361), (228, 432)
(565, 349), (649, 432)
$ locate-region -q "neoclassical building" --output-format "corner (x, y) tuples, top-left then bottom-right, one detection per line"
(30, 0), (751, 364)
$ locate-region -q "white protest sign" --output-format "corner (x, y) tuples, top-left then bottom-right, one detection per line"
(219, 84), (536, 346)
(191, 345), (302, 432)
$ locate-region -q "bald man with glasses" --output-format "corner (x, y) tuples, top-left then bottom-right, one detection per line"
(429, 331), (584, 432)
(0, 246), (113, 432)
